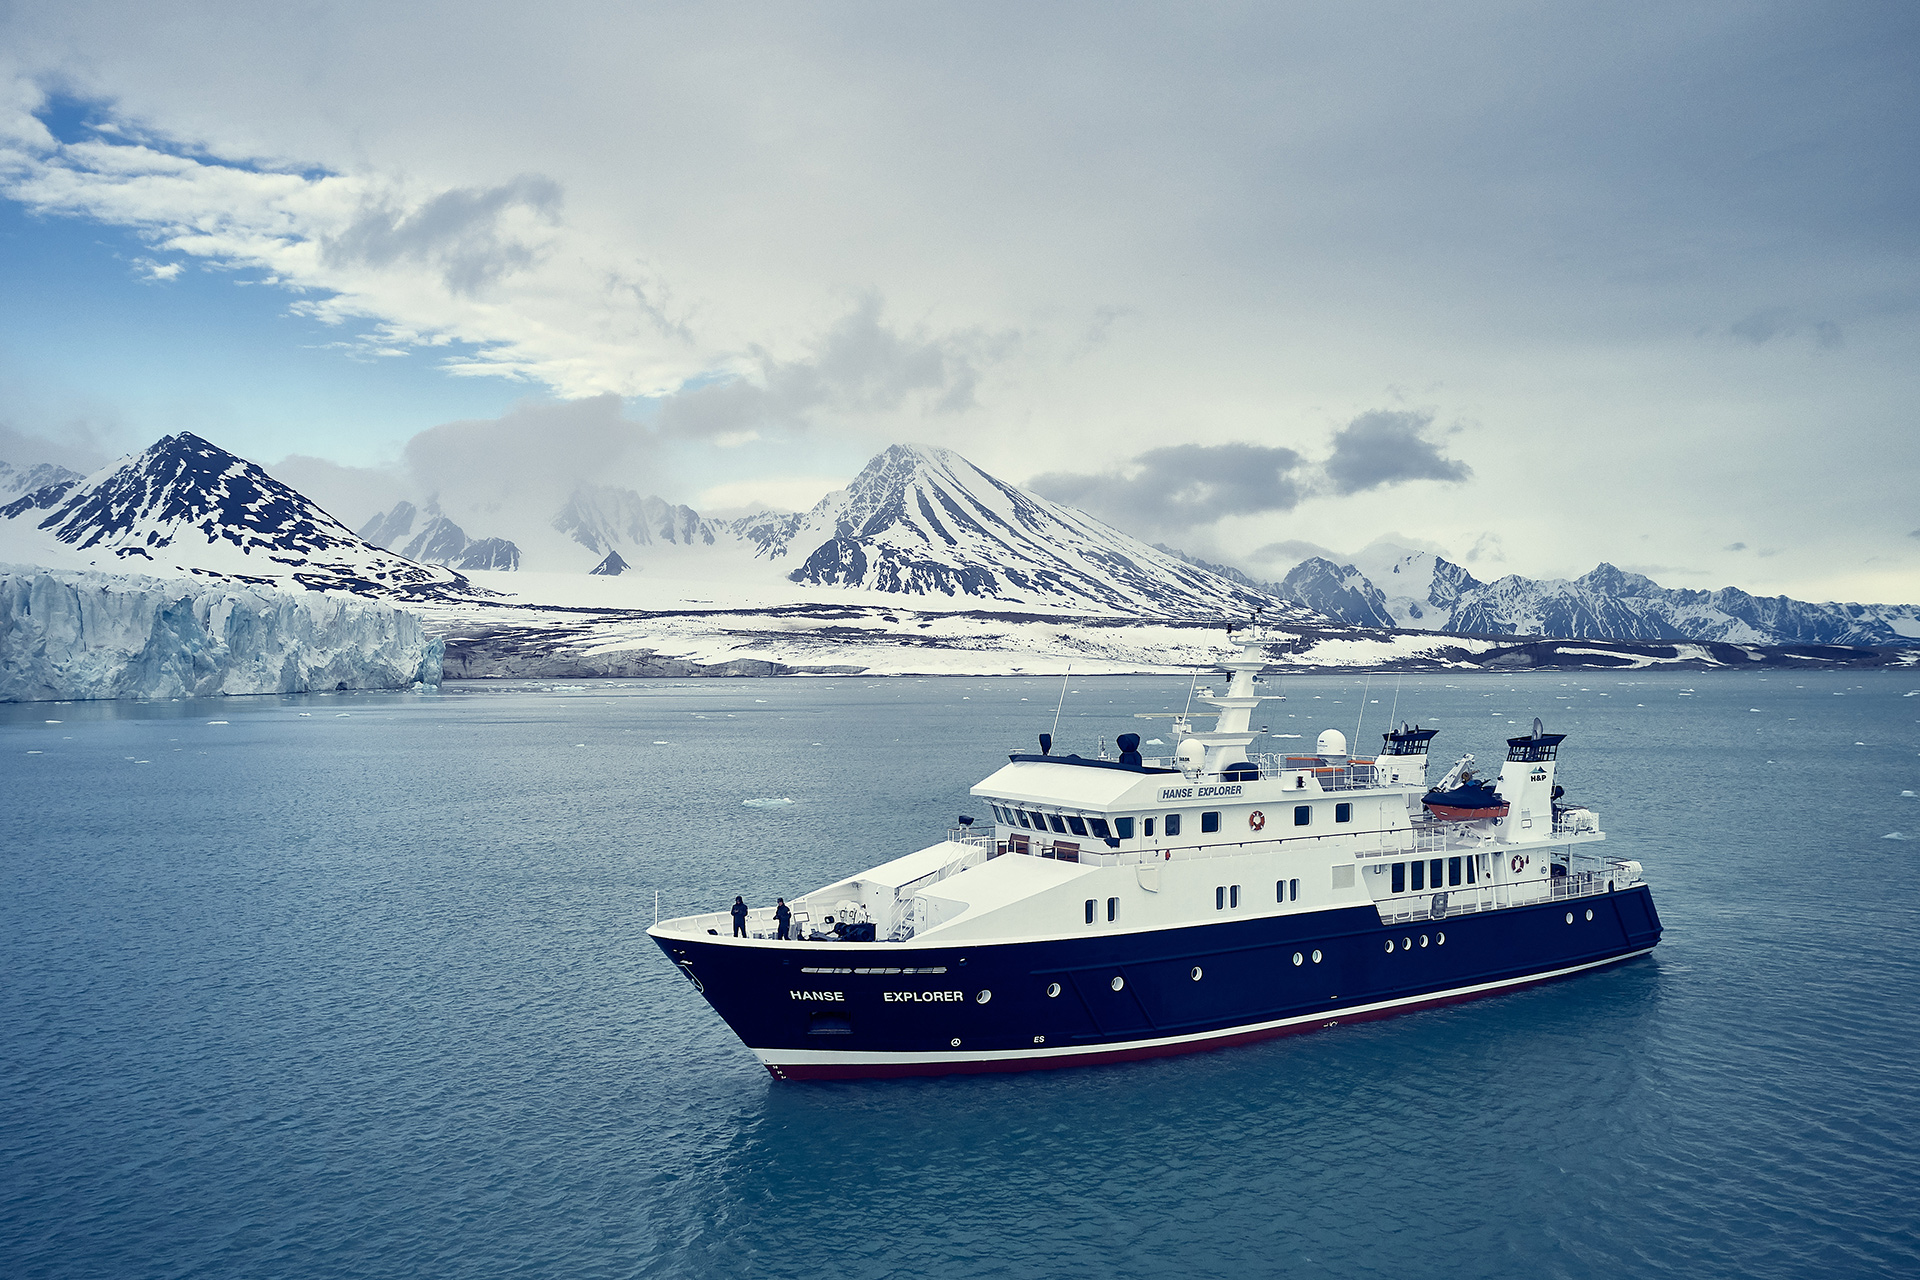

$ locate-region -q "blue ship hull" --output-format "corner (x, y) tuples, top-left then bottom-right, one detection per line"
(653, 885), (1663, 1079)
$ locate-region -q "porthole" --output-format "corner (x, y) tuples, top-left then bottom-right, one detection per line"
(1189, 966), (1203, 981)
(1420, 935), (1429, 948)
(976, 989), (992, 1004)
(1401, 937), (1412, 951)
(1565, 912), (1574, 924)
(1292, 952), (1304, 966)
(1384, 939), (1394, 954)
(1585, 909), (1594, 921)
(1311, 950), (1323, 964)
(950, 1038), (962, 1047)
(1110, 975), (1126, 992)
(1046, 982), (1061, 998)
(1436, 932), (1446, 946)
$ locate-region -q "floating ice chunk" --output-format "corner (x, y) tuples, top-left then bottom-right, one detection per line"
(1273, 734), (1304, 739)
(1749, 708), (1763, 712)
(575, 743), (586, 747)
(335, 713), (350, 718)
(26, 749), (42, 754)
(1885, 832), (1908, 840)
(743, 797), (795, 808)
(653, 740), (669, 744)
(755, 699), (767, 703)
(207, 720), (228, 725)
(297, 713), (312, 717)
(1901, 790), (1916, 797)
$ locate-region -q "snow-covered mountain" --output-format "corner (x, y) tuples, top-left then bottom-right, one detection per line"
(0, 434), (467, 598)
(0, 461), (83, 501)
(2, 564), (441, 701)
(732, 443), (1305, 617)
(1274, 545), (1920, 646)
(551, 486), (721, 556)
(357, 500), (521, 571)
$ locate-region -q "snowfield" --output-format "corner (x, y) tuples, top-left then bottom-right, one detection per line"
(1, 565), (444, 702)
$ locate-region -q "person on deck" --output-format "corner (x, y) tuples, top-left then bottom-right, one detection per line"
(731, 896), (748, 937)
(775, 898), (791, 940)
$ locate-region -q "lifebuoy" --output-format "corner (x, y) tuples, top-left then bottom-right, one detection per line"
(1249, 810), (1266, 831)
(1510, 854), (1525, 874)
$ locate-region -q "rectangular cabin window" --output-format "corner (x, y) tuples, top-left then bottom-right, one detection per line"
(1085, 899), (1096, 924)
(1143, 817), (1155, 838)
(1466, 856), (1477, 885)
(1055, 843), (1079, 863)
(1290, 878), (1300, 902)
(1107, 897), (1118, 922)
(1277, 879), (1287, 903)
(1023, 809), (1043, 828)
(1335, 802), (1352, 823)
(1429, 858), (1443, 888)
(1115, 817), (1135, 839)
(1411, 860), (1426, 891)
(1392, 862), (1406, 893)
(1014, 809), (1031, 828)
(1294, 805), (1311, 826)
(1165, 814), (1182, 837)
(1449, 856), (1462, 887)
(1047, 814), (1068, 835)
(1201, 811), (1220, 833)
(1216, 886), (1226, 910)
(1230, 885), (1240, 908)
(1089, 818), (1111, 839)
(1067, 815), (1088, 837)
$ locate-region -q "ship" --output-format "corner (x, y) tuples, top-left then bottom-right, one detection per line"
(649, 626), (1662, 1079)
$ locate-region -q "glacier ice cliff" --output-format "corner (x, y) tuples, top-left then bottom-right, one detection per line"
(1, 565), (443, 702)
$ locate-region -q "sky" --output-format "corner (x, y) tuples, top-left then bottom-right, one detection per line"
(0, 1), (1915, 603)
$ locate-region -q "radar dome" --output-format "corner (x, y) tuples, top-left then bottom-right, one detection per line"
(1176, 739), (1206, 773)
(1317, 729), (1348, 756)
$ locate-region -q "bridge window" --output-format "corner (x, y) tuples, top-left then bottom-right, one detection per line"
(1089, 818), (1111, 838)
(1115, 817), (1134, 839)
(1013, 809), (1031, 828)
(1107, 897), (1119, 922)
(1411, 860), (1426, 891)
(1166, 814), (1183, 837)
(1430, 858), (1443, 887)
(1026, 809), (1046, 828)
(1335, 802), (1352, 823)
(1449, 856), (1462, 886)
(1143, 817), (1155, 837)
(1066, 815), (1088, 837)
(1085, 899), (1095, 924)
(1294, 806), (1311, 826)
(1392, 862), (1405, 893)
(1047, 814), (1068, 834)
(1201, 811), (1220, 833)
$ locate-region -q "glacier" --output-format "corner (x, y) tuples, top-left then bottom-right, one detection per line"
(1, 565), (443, 702)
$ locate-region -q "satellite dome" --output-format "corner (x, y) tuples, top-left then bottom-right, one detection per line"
(1317, 729), (1348, 756)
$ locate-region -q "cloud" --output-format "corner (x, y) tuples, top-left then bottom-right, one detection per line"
(656, 294), (1013, 439)
(0, 417), (114, 473)
(1725, 541), (1748, 551)
(402, 393), (654, 519)
(1250, 538), (1341, 568)
(1910, 529), (1920, 540)
(1030, 442), (1309, 535)
(1729, 309), (1844, 349)
(1465, 532), (1505, 565)
(1323, 409), (1471, 495)
(321, 174), (562, 296)
(269, 454), (413, 528)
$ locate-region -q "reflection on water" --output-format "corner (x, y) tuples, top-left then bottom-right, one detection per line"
(2, 672), (1916, 1279)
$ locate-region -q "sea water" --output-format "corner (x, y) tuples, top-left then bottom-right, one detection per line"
(3, 670), (1917, 1279)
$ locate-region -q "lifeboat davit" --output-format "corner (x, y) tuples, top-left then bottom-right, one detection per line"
(1422, 778), (1509, 821)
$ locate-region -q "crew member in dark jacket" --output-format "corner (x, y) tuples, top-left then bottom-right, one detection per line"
(731, 896), (748, 937)
(775, 898), (791, 940)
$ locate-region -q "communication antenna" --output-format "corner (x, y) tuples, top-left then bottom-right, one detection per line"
(1180, 669), (1200, 721)
(1050, 665), (1072, 742)
(1387, 675), (1403, 739)
(1354, 673), (1372, 749)
(653, 890), (659, 926)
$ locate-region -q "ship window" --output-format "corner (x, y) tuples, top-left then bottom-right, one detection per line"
(1115, 817), (1135, 839)
(1230, 885), (1240, 908)
(1430, 859), (1443, 888)
(1278, 880), (1286, 903)
(1392, 862), (1405, 893)
(1290, 878), (1300, 901)
(1089, 818), (1111, 838)
(1013, 809), (1031, 828)
(1201, 811), (1220, 833)
(1107, 897), (1119, 922)
(1025, 809), (1045, 828)
(1449, 856), (1462, 887)
(1085, 899), (1096, 924)
(1294, 805), (1311, 826)
(1466, 857), (1476, 885)
(1067, 815), (1088, 837)
(1335, 802), (1352, 823)
(1411, 860), (1426, 891)
(1215, 886), (1226, 910)
(1165, 814), (1182, 837)
(1047, 814), (1068, 834)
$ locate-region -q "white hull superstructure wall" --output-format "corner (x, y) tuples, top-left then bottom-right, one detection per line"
(0, 565), (444, 702)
